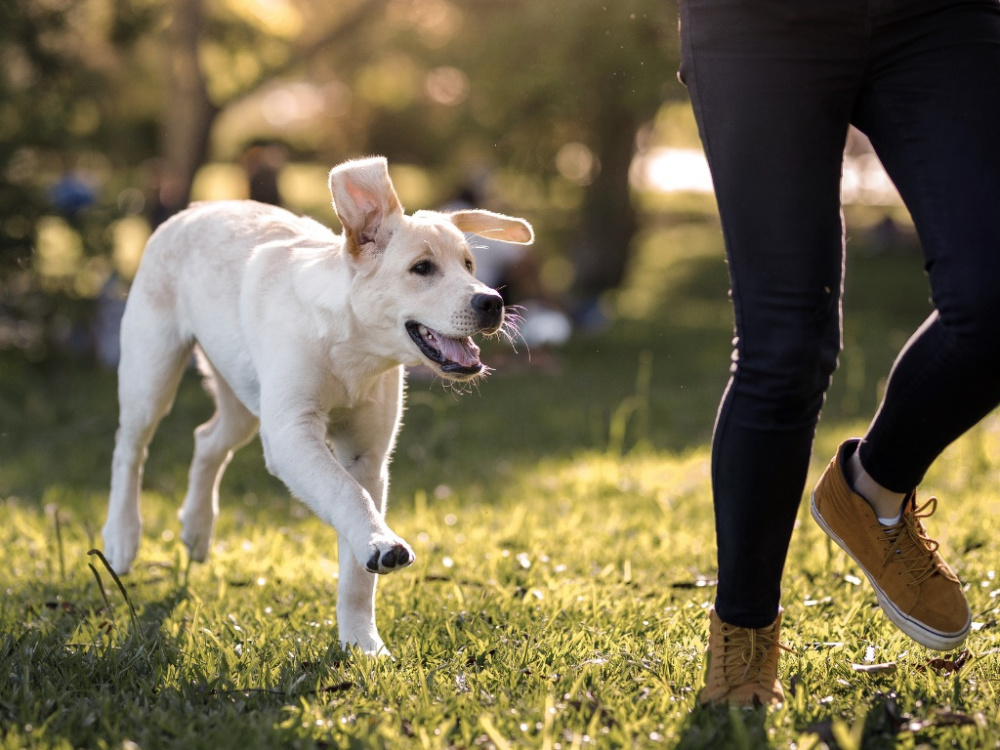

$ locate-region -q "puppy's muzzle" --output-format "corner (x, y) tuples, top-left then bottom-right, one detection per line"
(471, 291), (504, 333)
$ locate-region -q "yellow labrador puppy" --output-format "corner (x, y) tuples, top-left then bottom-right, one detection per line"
(102, 157), (533, 655)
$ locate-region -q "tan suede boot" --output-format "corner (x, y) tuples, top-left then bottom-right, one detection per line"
(811, 440), (970, 650)
(699, 607), (785, 707)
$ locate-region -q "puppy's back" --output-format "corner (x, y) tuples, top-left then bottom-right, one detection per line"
(122, 201), (342, 407)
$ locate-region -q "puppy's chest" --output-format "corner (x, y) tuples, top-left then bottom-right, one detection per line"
(316, 370), (384, 414)
(323, 394), (395, 439)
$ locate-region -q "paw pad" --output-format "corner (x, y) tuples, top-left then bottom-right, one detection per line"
(366, 544), (415, 574)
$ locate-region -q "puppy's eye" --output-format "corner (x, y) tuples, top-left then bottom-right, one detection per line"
(465, 259), (474, 272)
(410, 260), (435, 276)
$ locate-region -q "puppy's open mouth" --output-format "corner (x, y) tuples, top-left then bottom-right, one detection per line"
(405, 321), (483, 377)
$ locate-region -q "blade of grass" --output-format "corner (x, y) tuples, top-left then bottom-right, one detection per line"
(87, 548), (143, 640)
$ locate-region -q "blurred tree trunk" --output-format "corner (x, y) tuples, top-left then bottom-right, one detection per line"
(160, 0), (217, 216)
(156, 0), (390, 220)
(571, 108), (640, 304)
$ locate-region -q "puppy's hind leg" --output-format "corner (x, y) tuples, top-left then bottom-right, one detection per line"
(103, 307), (192, 575)
(179, 352), (259, 562)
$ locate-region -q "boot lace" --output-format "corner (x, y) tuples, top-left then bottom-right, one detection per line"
(717, 622), (791, 684)
(878, 496), (941, 586)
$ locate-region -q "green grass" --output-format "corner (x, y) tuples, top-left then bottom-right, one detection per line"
(2, 204), (1000, 749)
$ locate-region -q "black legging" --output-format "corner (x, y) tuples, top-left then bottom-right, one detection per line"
(679, 0), (1000, 629)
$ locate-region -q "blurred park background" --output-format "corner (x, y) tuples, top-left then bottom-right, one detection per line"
(0, 0), (929, 505)
(0, 0), (911, 358)
(1, 0), (934, 504)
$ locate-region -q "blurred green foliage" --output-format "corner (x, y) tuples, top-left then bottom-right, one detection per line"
(0, 0), (684, 359)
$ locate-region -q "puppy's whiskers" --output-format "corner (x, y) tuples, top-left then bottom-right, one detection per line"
(496, 305), (525, 345)
(495, 305), (530, 361)
(442, 370), (488, 397)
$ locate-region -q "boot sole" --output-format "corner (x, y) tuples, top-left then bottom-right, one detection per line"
(810, 493), (970, 652)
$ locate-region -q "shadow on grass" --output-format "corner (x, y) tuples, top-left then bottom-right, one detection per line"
(797, 692), (905, 750)
(673, 702), (773, 750)
(0, 553), (354, 749)
(671, 695), (904, 750)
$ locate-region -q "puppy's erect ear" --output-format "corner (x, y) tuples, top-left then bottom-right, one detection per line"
(329, 157), (403, 256)
(449, 209), (534, 245)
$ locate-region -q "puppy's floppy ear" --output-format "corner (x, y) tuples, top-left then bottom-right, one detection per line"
(329, 157), (403, 256)
(449, 210), (534, 245)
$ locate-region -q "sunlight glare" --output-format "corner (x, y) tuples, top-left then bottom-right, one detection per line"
(633, 146), (902, 205)
(226, 0), (302, 38)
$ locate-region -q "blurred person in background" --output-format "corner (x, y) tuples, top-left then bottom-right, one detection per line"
(241, 142), (287, 207)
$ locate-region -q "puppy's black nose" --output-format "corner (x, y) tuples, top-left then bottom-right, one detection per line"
(471, 292), (504, 328)
(472, 292), (503, 315)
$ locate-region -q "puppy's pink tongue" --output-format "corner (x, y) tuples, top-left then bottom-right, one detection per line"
(437, 336), (480, 367)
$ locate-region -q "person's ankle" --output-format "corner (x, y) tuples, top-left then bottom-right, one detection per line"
(846, 449), (906, 525)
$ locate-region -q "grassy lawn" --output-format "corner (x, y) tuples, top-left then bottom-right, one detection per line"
(2, 202), (999, 749)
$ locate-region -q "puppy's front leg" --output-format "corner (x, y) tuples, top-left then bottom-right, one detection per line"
(336, 542), (387, 655)
(258, 402), (414, 577)
(328, 373), (403, 655)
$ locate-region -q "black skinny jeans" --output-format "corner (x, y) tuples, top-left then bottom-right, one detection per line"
(679, 0), (1000, 628)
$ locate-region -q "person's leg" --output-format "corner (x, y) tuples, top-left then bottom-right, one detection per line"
(680, 0), (864, 631)
(852, 0), (1000, 489)
(812, 0), (1000, 652)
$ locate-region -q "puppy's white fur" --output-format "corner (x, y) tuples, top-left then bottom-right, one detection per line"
(102, 157), (533, 656)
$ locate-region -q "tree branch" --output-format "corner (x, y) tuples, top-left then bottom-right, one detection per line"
(222, 0), (392, 109)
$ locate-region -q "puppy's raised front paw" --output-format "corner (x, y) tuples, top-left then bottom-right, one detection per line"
(365, 538), (415, 574)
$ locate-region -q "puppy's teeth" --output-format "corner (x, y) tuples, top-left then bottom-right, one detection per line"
(418, 325), (429, 337)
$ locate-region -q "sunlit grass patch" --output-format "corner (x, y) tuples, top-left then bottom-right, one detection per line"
(3, 447), (717, 748)
(3, 427), (1000, 748)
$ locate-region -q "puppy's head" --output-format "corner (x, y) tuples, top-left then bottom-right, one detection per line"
(329, 157), (534, 381)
